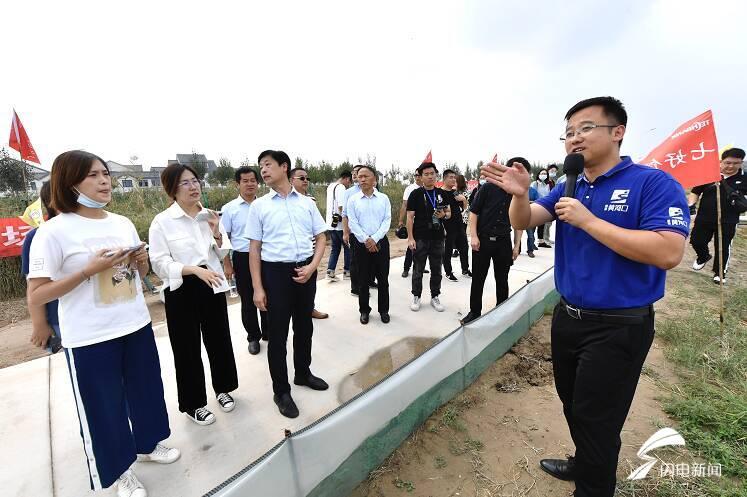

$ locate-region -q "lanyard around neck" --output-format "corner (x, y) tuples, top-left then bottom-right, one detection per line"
(424, 188), (437, 209)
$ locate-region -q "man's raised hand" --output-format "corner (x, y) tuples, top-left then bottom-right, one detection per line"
(480, 161), (531, 196)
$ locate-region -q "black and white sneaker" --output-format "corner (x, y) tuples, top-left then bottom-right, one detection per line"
(445, 273), (458, 282)
(692, 254), (712, 271)
(216, 393), (235, 412)
(462, 270), (472, 278)
(185, 407), (216, 425)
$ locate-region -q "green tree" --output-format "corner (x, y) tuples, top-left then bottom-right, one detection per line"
(0, 148), (33, 195)
(190, 151), (208, 179)
(211, 158), (235, 186)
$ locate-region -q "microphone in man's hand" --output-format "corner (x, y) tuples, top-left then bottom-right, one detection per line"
(563, 153), (584, 198)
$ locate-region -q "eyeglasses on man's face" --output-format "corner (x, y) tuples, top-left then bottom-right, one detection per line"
(294, 176), (309, 182)
(560, 123), (620, 142)
(178, 178), (201, 188)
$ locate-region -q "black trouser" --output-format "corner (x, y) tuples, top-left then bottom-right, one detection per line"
(443, 223), (469, 275)
(411, 238), (444, 297)
(354, 238), (390, 314)
(551, 302), (655, 497)
(164, 275), (238, 412)
(690, 221), (737, 275)
(232, 251), (268, 342)
(403, 247), (413, 271)
(350, 238), (375, 293)
(469, 235), (512, 314)
(261, 260), (316, 395)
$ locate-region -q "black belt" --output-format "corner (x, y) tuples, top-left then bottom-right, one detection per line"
(560, 298), (653, 325)
(262, 257), (313, 268)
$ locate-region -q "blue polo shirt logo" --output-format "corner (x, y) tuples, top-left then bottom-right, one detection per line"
(535, 157), (690, 309)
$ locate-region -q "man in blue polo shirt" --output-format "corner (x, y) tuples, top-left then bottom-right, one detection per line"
(482, 96), (689, 497)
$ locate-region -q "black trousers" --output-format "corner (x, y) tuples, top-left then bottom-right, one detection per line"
(403, 247), (413, 271)
(350, 238), (375, 293)
(443, 223), (469, 274)
(690, 221), (737, 275)
(551, 303), (655, 497)
(354, 238), (390, 314)
(261, 261), (316, 395)
(411, 238), (444, 297)
(232, 251), (268, 342)
(164, 275), (238, 412)
(469, 235), (512, 314)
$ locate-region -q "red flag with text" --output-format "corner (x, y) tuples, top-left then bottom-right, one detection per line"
(640, 110), (720, 189)
(0, 217), (33, 258)
(423, 150), (432, 163)
(9, 110), (40, 164)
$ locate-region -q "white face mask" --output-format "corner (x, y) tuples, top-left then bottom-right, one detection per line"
(539, 174), (548, 181)
(549, 171), (557, 178)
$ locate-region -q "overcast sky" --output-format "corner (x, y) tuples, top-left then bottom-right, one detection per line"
(2, 0), (744, 172)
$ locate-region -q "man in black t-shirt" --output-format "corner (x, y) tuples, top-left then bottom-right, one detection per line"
(460, 157), (525, 325)
(406, 162), (452, 313)
(689, 147), (746, 284)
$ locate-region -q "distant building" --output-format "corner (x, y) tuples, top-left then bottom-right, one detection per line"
(167, 153), (218, 176)
(106, 161), (164, 192)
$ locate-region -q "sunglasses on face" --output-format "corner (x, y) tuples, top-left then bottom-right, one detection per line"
(294, 176), (309, 181)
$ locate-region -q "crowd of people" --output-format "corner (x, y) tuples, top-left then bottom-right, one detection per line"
(19, 94), (745, 496)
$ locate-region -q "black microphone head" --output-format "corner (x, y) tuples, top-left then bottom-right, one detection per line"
(563, 153), (584, 176)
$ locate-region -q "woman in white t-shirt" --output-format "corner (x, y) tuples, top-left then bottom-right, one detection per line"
(148, 164), (238, 427)
(27, 150), (178, 497)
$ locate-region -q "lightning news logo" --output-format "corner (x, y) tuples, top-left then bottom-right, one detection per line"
(627, 428), (721, 480)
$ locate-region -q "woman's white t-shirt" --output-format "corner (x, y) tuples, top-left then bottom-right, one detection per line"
(27, 212), (151, 348)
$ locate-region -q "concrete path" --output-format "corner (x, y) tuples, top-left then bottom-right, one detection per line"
(0, 240), (554, 497)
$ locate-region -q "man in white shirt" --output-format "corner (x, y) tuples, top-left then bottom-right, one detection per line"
(247, 150), (328, 419)
(325, 170), (352, 279)
(221, 166), (267, 355)
(398, 169), (424, 277)
(346, 166), (392, 324)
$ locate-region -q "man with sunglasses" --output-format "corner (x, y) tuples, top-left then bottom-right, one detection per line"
(291, 167), (329, 320)
(481, 96), (689, 497)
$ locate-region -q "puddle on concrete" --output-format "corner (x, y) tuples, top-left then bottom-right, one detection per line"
(338, 336), (439, 403)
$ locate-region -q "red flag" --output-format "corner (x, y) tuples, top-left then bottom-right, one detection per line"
(423, 150), (432, 163)
(9, 110), (40, 164)
(640, 110), (720, 189)
(491, 153), (498, 163)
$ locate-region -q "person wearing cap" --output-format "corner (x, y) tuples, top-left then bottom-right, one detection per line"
(481, 96), (689, 497)
(247, 150), (329, 419)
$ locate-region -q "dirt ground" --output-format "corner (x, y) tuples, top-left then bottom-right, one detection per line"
(350, 227), (744, 497)
(0, 233), (410, 369)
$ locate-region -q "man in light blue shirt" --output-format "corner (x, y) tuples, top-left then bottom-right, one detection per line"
(246, 150), (329, 419)
(221, 166), (267, 355)
(346, 165), (392, 324)
(342, 165), (364, 295)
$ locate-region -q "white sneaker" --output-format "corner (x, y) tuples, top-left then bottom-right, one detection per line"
(216, 392), (235, 412)
(692, 259), (707, 270)
(136, 443), (181, 464)
(713, 275), (727, 284)
(117, 469), (147, 497)
(430, 297), (445, 312)
(327, 270), (337, 280)
(410, 296), (421, 311)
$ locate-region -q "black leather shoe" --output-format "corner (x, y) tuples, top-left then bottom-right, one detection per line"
(539, 456), (577, 481)
(360, 312), (370, 324)
(460, 311), (481, 325)
(380, 313), (390, 323)
(273, 393), (299, 418)
(248, 340), (260, 355)
(261, 332), (268, 341)
(294, 373), (329, 391)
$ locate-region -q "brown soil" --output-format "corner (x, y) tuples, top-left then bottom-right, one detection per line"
(0, 233), (410, 369)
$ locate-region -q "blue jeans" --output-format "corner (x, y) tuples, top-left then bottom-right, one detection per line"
(327, 230), (350, 272)
(526, 227), (538, 252)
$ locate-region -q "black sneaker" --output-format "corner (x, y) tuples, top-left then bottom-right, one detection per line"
(462, 269), (472, 278)
(424, 268), (430, 273)
(402, 269), (409, 277)
(185, 407), (216, 426)
(216, 393), (235, 412)
(445, 273), (458, 282)
(452, 250), (459, 258)
(460, 311), (481, 325)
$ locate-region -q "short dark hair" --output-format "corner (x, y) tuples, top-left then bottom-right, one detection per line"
(234, 166), (260, 183)
(456, 174), (467, 191)
(161, 163), (200, 200)
(258, 150), (292, 178)
(417, 162), (438, 175)
(414, 169), (422, 177)
(290, 167), (307, 178)
(443, 169), (457, 179)
(353, 165), (364, 172)
(339, 170), (352, 180)
(547, 164), (559, 172)
(357, 165), (377, 177)
(39, 181), (57, 218)
(506, 157), (531, 172)
(722, 147), (745, 160)
(564, 96), (628, 126)
(50, 150), (110, 213)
